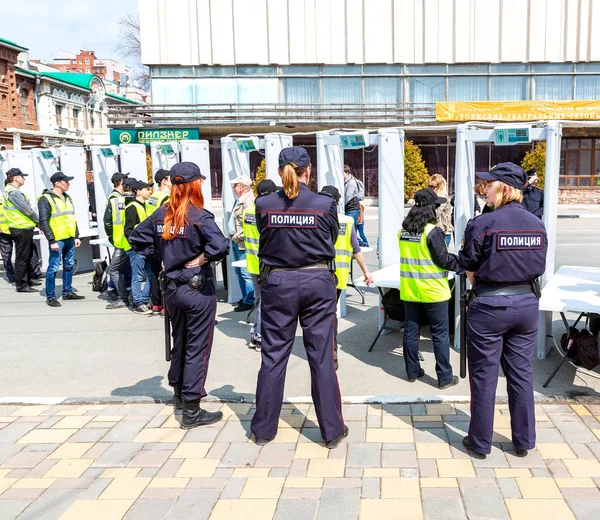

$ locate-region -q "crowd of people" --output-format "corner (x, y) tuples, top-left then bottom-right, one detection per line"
(1, 151), (548, 459)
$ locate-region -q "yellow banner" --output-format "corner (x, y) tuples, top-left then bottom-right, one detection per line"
(436, 100), (600, 122)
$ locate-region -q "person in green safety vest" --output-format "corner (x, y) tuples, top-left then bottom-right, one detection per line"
(243, 179), (278, 352)
(3, 168), (41, 293)
(147, 169), (171, 314)
(320, 185), (373, 370)
(399, 188), (460, 390)
(0, 182), (16, 284)
(103, 172), (133, 309)
(38, 172), (85, 307)
(125, 180), (153, 315)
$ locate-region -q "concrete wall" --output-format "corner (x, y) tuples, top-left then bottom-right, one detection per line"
(140, 0), (600, 66)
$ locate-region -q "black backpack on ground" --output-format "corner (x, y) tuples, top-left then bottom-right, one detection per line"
(92, 260), (108, 293)
(382, 289), (405, 322)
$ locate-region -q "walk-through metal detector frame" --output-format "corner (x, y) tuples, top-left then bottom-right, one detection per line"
(316, 128), (405, 323)
(221, 134), (293, 304)
(453, 121), (562, 360)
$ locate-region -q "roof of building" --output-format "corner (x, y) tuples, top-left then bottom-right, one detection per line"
(14, 68), (102, 91)
(0, 37), (28, 52)
(105, 92), (142, 105)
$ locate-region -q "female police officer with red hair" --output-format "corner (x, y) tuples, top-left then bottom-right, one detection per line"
(129, 162), (229, 430)
(459, 163), (547, 459)
(250, 146), (347, 449)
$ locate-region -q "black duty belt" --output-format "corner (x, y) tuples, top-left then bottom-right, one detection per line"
(167, 275), (213, 291)
(475, 285), (533, 297)
(271, 261), (329, 272)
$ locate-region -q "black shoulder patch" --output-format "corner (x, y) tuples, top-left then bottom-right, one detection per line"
(244, 213), (256, 225)
(399, 230), (422, 243)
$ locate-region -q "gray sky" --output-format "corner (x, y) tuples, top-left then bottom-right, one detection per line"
(0, 0), (140, 66)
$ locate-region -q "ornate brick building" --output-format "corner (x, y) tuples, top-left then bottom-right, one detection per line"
(0, 38), (41, 148)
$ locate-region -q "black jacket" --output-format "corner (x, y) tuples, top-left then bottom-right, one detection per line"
(124, 199), (146, 239)
(37, 190), (79, 245)
(427, 226), (459, 271)
(103, 191), (132, 244)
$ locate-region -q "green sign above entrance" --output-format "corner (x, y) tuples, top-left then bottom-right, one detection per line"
(110, 128), (200, 145)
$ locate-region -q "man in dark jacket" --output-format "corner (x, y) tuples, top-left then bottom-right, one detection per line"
(38, 172), (85, 307)
(521, 168), (544, 219)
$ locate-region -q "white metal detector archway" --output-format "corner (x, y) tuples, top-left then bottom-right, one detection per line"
(453, 121), (562, 360)
(221, 134), (293, 304)
(316, 128), (405, 322)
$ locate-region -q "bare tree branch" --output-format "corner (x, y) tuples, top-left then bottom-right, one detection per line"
(114, 14), (149, 90)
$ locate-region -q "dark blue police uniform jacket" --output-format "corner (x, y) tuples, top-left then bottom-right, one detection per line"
(459, 201), (547, 287)
(128, 205), (229, 282)
(256, 184), (339, 268)
(521, 185), (544, 219)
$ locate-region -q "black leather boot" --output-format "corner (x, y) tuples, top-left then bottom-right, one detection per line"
(181, 399), (223, 430)
(173, 387), (182, 410)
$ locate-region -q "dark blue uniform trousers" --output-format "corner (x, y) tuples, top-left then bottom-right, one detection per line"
(467, 293), (539, 454)
(251, 268), (345, 442)
(165, 282), (217, 402)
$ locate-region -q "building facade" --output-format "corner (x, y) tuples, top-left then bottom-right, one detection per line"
(128, 0), (600, 202)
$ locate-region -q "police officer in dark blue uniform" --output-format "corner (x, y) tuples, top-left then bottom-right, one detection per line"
(251, 147), (347, 449)
(458, 163), (547, 459)
(129, 162), (229, 430)
(521, 168), (544, 219)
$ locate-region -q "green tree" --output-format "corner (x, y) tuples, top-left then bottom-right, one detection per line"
(252, 158), (266, 197)
(404, 140), (429, 201)
(521, 141), (546, 189)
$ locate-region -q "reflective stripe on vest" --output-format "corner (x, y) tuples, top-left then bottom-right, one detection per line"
(242, 204), (259, 275)
(3, 185), (36, 229)
(0, 199), (9, 234)
(335, 215), (354, 290)
(111, 196), (130, 251)
(42, 193), (77, 241)
(146, 190), (169, 216)
(398, 223), (450, 303)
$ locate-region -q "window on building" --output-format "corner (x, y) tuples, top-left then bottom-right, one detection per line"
(575, 76), (600, 100)
(322, 77), (362, 104)
(79, 60), (83, 64)
(55, 105), (63, 127)
(448, 76), (488, 101)
(71, 60), (76, 65)
(491, 76), (530, 100)
(72, 108), (80, 129)
(364, 77), (403, 104)
(20, 89), (29, 123)
(283, 78), (319, 104)
(86, 67), (90, 73)
(408, 77), (446, 103)
(535, 75), (574, 100)
(560, 138), (600, 187)
(85, 58), (90, 64)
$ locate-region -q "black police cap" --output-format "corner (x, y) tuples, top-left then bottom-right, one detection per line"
(278, 146), (311, 169)
(155, 169), (170, 184)
(170, 162), (206, 185)
(111, 172), (129, 183)
(256, 179), (277, 197)
(50, 172), (74, 183)
(319, 185), (341, 203)
(476, 162), (528, 190)
(6, 168), (27, 177)
(131, 180), (152, 192)
(414, 187), (447, 207)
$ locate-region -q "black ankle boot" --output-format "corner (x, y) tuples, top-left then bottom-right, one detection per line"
(181, 399), (223, 430)
(173, 387), (182, 410)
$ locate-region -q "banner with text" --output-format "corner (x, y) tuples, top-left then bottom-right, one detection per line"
(110, 128), (200, 145)
(436, 101), (600, 122)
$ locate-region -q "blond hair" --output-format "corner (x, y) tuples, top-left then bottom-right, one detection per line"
(281, 162), (309, 200)
(428, 174), (447, 196)
(487, 180), (523, 209)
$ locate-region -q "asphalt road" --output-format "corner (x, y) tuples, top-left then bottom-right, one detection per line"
(1, 213), (599, 402)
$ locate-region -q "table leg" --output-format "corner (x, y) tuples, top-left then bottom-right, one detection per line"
(368, 319), (387, 352)
(542, 312), (575, 388)
(347, 257), (365, 305)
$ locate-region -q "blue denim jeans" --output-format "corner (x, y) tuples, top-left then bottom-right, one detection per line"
(126, 250), (151, 306)
(45, 238), (75, 300)
(346, 210), (369, 247)
(231, 241), (254, 305)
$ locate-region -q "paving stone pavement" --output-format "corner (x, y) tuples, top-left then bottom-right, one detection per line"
(1, 403), (600, 519)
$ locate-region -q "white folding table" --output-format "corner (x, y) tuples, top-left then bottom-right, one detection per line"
(539, 265), (600, 387)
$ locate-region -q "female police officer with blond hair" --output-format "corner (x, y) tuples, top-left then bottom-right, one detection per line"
(129, 162), (229, 430)
(250, 146), (347, 449)
(459, 163), (547, 460)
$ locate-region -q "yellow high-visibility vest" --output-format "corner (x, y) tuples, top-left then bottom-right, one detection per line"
(146, 190), (169, 216)
(3, 185), (35, 230)
(242, 204), (259, 275)
(399, 223), (450, 303)
(0, 198), (9, 234)
(41, 193), (77, 241)
(111, 196), (130, 251)
(335, 214), (354, 290)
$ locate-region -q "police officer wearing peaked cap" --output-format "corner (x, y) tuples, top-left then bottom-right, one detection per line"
(128, 162), (229, 429)
(458, 162), (548, 459)
(250, 146), (347, 449)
